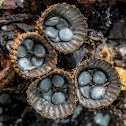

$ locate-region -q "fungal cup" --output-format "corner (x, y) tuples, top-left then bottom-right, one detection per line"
(9, 32), (57, 78)
(75, 59), (121, 108)
(27, 69), (76, 119)
(36, 3), (88, 54)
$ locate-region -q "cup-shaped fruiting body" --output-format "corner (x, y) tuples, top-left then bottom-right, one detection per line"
(9, 32), (57, 78)
(27, 69), (76, 119)
(36, 3), (88, 54)
(95, 43), (115, 64)
(74, 59), (121, 109)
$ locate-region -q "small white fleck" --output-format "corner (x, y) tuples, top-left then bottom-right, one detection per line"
(20, 0), (24, 2)
(1, 25), (7, 30)
(36, 104), (42, 111)
(120, 69), (124, 75)
(6, 40), (14, 50)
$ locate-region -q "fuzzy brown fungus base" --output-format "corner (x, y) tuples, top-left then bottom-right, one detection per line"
(0, 55), (15, 92)
(95, 43), (115, 64)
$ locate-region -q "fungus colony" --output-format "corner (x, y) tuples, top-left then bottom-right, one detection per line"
(9, 3), (121, 119)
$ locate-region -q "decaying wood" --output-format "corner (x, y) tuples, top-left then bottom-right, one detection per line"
(0, 14), (36, 26)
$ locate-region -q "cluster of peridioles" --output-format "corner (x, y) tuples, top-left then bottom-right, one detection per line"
(9, 3), (121, 119)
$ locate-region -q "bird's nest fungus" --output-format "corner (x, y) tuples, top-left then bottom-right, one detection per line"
(8, 3), (122, 119)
